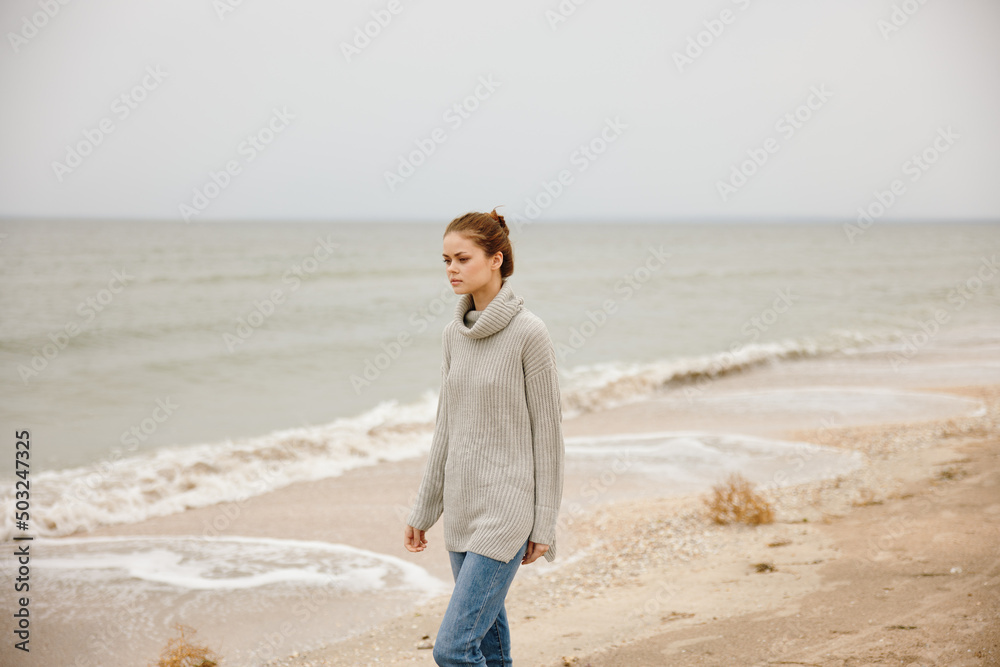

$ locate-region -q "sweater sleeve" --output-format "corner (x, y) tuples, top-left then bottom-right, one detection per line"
(406, 334), (450, 531)
(523, 325), (565, 562)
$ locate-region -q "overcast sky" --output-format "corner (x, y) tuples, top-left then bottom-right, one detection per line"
(1, 0), (998, 222)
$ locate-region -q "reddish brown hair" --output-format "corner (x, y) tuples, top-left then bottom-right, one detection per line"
(444, 207), (514, 279)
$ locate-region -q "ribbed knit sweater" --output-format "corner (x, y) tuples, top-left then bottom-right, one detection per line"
(407, 278), (565, 563)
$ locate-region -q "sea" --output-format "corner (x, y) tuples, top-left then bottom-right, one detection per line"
(0, 218), (998, 663)
(2, 218), (998, 534)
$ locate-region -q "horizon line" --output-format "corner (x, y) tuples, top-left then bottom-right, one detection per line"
(1, 215), (998, 225)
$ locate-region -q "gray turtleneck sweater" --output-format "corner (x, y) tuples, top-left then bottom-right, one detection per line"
(407, 279), (565, 563)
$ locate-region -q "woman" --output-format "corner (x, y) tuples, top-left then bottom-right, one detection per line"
(403, 208), (565, 667)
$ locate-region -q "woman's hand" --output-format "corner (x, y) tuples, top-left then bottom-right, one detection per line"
(521, 540), (549, 565)
(404, 525), (427, 553)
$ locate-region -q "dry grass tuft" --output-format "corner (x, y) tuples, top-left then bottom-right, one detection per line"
(149, 623), (222, 667)
(703, 473), (774, 526)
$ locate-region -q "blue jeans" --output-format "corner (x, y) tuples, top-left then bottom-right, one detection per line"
(433, 539), (529, 667)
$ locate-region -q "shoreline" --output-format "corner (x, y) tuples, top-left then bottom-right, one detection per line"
(261, 379), (999, 666)
(7, 341), (999, 666)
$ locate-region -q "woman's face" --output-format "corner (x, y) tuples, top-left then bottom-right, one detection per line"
(443, 232), (501, 294)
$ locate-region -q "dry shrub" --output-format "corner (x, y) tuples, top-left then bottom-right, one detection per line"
(703, 472), (774, 526)
(150, 623), (221, 667)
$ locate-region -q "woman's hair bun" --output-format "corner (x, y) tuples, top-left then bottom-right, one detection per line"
(489, 207), (507, 232)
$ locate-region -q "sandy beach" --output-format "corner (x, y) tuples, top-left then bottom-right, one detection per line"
(8, 333), (999, 667)
(260, 340), (1000, 667)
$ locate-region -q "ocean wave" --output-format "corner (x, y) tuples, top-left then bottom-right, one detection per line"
(0, 328), (893, 541)
(0, 394), (441, 541)
(557, 328), (897, 417)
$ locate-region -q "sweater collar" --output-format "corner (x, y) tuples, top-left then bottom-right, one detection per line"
(455, 279), (524, 339)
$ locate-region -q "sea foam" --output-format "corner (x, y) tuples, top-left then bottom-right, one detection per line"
(0, 329), (896, 541)
(33, 535), (448, 598)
